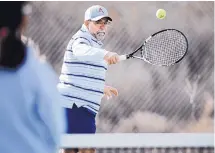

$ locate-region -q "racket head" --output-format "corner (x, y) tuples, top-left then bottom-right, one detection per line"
(131, 29), (188, 66)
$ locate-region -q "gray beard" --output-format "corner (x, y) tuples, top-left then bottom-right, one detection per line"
(95, 31), (106, 41)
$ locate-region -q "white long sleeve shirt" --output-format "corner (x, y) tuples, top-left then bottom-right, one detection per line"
(58, 24), (108, 114)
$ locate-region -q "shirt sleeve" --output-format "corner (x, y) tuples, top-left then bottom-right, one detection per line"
(68, 37), (108, 62)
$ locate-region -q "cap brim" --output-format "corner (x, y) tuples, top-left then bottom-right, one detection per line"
(91, 15), (112, 21)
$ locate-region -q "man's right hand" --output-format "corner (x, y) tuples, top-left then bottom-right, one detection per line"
(104, 51), (120, 65)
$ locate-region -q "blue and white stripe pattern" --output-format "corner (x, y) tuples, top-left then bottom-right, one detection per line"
(58, 24), (108, 114)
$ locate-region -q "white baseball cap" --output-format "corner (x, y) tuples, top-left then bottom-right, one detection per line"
(84, 5), (112, 21)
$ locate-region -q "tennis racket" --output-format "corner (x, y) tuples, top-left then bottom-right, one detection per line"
(119, 29), (188, 66)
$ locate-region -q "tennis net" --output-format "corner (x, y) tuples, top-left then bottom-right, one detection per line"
(60, 133), (214, 153)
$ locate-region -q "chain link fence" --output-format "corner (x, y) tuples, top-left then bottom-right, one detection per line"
(26, 1), (214, 133)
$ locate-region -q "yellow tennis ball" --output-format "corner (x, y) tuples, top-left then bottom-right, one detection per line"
(156, 9), (166, 19)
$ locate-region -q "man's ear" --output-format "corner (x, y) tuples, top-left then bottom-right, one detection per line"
(84, 20), (89, 26)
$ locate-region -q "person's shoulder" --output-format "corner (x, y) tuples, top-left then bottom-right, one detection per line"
(22, 36), (56, 80)
(18, 38), (57, 92)
(66, 27), (92, 48)
(73, 28), (91, 40)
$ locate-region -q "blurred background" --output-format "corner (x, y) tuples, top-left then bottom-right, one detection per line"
(26, 1), (214, 133)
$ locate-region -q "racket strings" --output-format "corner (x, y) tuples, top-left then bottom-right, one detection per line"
(144, 30), (187, 66)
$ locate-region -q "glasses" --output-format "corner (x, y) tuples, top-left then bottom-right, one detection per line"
(91, 19), (111, 26)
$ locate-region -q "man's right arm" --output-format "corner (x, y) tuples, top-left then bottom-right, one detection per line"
(70, 37), (108, 62)
(69, 37), (119, 64)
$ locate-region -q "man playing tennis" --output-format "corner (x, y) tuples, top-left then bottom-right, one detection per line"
(58, 5), (119, 153)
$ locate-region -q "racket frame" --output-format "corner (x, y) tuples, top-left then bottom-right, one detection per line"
(121, 29), (189, 66)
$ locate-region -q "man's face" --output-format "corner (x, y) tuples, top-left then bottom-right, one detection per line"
(88, 17), (111, 41)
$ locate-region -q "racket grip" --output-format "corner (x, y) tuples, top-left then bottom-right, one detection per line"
(119, 55), (127, 61)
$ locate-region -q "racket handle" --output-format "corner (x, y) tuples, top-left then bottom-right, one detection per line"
(119, 55), (127, 61)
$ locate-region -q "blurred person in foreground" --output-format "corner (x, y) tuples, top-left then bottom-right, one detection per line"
(0, 2), (66, 153)
(58, 5), (119, 153)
